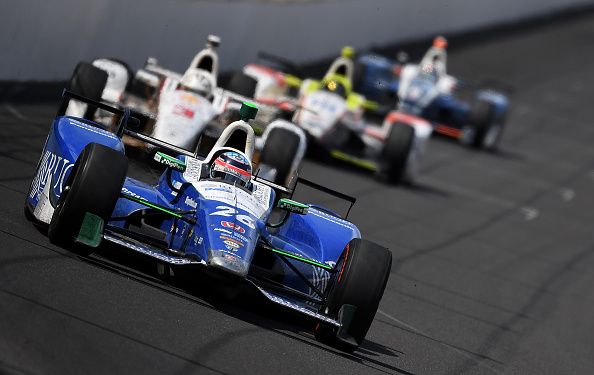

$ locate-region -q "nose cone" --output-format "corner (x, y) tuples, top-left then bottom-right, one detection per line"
(208, 249), (250, 276)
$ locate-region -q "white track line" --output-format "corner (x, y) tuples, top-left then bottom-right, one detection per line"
(377, 309), (505, 374)
(3, 104), (29, 122)
(421, 176), (539, 221)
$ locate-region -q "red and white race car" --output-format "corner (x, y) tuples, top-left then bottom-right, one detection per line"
(65, 35), (306, 187)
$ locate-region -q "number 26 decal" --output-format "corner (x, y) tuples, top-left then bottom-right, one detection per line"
(210, 206), (255, 229)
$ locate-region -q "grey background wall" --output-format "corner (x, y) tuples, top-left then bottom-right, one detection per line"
(2, 0), (592, 81)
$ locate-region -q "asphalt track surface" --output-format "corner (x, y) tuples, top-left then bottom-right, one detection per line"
(2, 13), (594, 375)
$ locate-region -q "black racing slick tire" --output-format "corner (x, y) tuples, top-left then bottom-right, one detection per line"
(315, 238), (392, 352)
(259, 127), (301, 187)
(196, 123), (222, 158)
(48, 143), (127, 254)
(69, 62), (109, 102)
(466, 99), (504, 150)
(380, 122), (415, 183)
(227, 72), (258, 98)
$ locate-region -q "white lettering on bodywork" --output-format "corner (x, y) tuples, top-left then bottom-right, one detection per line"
(29, 150), (72, 200)
(196, 181), (271, 218)
(33, 173), (55, 224)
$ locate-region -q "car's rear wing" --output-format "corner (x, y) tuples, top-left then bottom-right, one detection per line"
(57, 90), (195, 157)
(295, 177), (356, 219)
(256, 51), (302, 78)
(254, 170), (356, 219)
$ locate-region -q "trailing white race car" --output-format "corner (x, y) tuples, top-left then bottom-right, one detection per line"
(65, 35), (306, 188)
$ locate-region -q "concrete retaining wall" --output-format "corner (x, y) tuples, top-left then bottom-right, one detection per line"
(2, 0), (592, 81)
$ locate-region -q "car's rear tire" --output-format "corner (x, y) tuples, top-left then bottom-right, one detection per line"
(380, 122), (415, 183)
(48, 143), (127, 254)
(66, 62), (109, 119)
(466, 100), (504, 150)
(69, 62), (109, 102)
(259, 127), (302, 186)
(315, 238), (392, 352)
(227, 72), (258, 98)
(195, 123), (222, 157)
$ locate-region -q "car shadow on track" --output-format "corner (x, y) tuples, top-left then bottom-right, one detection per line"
(83, 242), (415, 375)
(402, 181), (452, 198)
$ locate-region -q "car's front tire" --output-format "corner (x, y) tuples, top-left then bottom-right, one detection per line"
(48, 143), (127, 254)
(380, 122), (415, 184)
(465, 100), (505, 150)
(315, 238), (392, 352)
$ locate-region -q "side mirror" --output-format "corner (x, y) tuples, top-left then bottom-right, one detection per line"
(277, 198), (308, 215)
(154, 152), (186, 172)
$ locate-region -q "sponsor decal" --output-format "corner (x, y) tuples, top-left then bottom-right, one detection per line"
(215, 229), (249, 243)
(224, 240), (241, 250)
(221, 221), (245, 233)
(180, 93), (200, 104)
(219, 235), (244, 246)
(251, 183), (272, 208)
(232, 232), (249, 243)
(194, 236), (203, 246)
(185, 196), (198, 208)
(154, 152), (186, 172)
(220, 235), (244, 251)
(209, 205), (256, 229)
(204, 186), (233, 193)
(198, 183), (267, 218)
(225, 151), (246, 163)
(121, 187), (144, 200)
(182, 157), (202, 182)
(173, 104), (195, 119)
(29, 150), (72, 200)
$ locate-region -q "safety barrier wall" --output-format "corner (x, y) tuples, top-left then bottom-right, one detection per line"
(2, 0), (593, 81)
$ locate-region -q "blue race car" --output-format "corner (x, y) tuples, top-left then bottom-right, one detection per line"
(24, 91), (392, 352)
(355, 37), (510, 151)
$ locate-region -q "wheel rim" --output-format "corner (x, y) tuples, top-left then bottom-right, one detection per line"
(460, 126), (476, 145)
(483, 123), (502, 149)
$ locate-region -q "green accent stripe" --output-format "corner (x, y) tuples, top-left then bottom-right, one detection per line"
(270, 247), (333, 270)
(279, 198), (308, 209)
(159, 153), (182, 163)
(330, 150), (378, 171)
(121, 194), (183, 219)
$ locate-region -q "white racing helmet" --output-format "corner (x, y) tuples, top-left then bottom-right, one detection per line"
(179, 69), (215, 99)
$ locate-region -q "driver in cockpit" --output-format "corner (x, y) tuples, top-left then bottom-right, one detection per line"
(178, 71), (215, 100)
(208, 151), (252, 189)
(419, 36), (448, 81)
(322, 79), (348, 98)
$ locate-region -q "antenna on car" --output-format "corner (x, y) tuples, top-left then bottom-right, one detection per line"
(239, 101), (258, 122)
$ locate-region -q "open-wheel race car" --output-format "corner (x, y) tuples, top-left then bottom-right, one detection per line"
(24, 91), (393, 352)
(64, 35), (223, 151)
(355, 37), (510, 151)
(64, 36), (306, 187)
(227, 47), (430, 183)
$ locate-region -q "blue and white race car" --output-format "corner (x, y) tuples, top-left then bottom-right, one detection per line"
(24, 91), (392, 352)
(356, 37), (510, 151)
